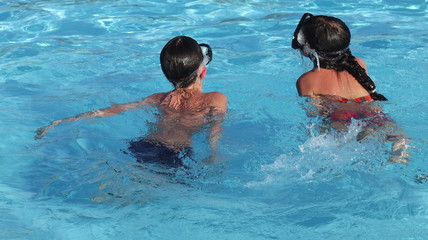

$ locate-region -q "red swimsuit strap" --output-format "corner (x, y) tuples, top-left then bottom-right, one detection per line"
(336, 95), (374, 103)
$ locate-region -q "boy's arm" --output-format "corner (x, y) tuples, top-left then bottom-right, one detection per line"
(35, 94), (161, 140)
(207, 92), (228, 154)
(204, 111), (226, 164)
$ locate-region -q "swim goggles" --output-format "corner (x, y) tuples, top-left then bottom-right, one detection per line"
(291, 13), (349, 69)
(186, 43), (212, 77)
(199, 43), (212, 66)
(292, 13), (313, 50)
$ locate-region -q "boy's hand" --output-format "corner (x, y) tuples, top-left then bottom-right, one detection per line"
(34, 120), (61, 140)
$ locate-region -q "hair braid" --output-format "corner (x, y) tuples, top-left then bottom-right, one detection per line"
(319, 49), (387, 101)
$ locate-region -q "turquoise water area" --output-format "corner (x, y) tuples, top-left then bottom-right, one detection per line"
(1, 0), (427, 239)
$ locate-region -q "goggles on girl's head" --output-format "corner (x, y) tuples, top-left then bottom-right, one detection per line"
(292, 13), (313, 49)
(199, 43), (212, 66)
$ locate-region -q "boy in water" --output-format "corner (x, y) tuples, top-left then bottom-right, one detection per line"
(36, 36), (228, 166)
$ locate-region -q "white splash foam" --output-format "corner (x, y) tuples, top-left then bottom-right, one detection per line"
(245, 120), (387, 187)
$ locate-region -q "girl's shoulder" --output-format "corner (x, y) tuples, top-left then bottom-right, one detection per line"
(296, 68), (325, 87)
(354, 57), (368, 71)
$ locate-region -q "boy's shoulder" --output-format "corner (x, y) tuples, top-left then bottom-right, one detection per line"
(147, 91), (227, 111)
(202, 91), (228, 114)
(147, 92), (169, 102)
(205, 91), (227, 99)
(204, 91), (227, 105)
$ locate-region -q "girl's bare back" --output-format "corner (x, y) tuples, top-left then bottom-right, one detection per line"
(297, 58), (370, 99)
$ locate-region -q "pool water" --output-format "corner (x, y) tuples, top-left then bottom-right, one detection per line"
(1, 0), (428, 239)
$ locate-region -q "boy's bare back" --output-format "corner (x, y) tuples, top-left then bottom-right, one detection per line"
(145, 89), (227, 149)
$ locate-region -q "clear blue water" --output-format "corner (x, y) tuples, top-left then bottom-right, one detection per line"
(1, 0), (428, 239)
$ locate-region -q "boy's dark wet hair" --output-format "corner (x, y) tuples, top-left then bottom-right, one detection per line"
(160, 36), (204, 89)
(293, 14), (387, 101)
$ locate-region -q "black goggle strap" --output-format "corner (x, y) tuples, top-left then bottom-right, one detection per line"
(292, 13), (314, 49)
(199, 43), (212, 65)
(316, 47), (349, 61)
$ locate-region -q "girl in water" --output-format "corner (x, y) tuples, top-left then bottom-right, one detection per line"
(292, 13), (409, 163)
(292, 13), (387, 102)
